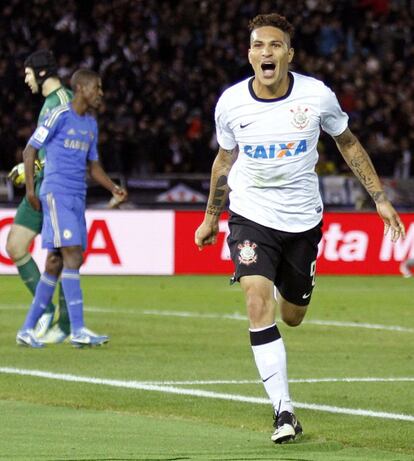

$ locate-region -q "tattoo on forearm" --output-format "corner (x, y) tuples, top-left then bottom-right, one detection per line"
(350, 163), (375, 190)
(216, 175), (227, 187)
(337, 130), (388, 204)
(206, 204), (222, 216)
(212, 190), (225, 207)
(206, 175), (228, 215)
(349, 153), (381, 196)
(371, 191), (387, 203)
(212, 176), (227, 206)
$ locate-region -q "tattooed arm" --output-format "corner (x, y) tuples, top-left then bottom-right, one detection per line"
(194, 147), (234, 249)
(334, 128), (405, 242)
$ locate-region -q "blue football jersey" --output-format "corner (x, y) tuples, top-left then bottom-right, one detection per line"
(28, 102), (99, 197)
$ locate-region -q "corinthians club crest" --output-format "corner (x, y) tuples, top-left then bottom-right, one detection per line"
(237, 240), (258, 266)
(290, 106), (309, 129)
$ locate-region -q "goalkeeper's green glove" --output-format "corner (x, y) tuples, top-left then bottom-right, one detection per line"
(8, 160), (42, 187)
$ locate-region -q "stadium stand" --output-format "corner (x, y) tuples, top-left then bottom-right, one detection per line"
(0, 0), (413, 205)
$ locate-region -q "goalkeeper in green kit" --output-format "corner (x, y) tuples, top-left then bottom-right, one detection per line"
(7, 50), (72, 343)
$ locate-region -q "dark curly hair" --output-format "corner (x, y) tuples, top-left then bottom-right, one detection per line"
(248, 13), (294, 46)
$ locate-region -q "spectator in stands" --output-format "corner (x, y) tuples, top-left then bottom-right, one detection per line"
(0, 0), (412, 179)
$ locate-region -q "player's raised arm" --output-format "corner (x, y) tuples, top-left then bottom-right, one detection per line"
(194, 147), (234, 250)
(334, 127), (405, 242)
(23, 144), (40, 211)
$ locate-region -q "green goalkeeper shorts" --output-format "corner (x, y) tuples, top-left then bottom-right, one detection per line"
(13, 176), (43, 233)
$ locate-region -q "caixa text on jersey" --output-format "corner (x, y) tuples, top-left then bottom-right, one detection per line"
(243, 140), (307, 159)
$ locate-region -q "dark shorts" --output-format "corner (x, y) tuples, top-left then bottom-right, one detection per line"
(13, 176), (43, 233)
(227, 212), (323, 306)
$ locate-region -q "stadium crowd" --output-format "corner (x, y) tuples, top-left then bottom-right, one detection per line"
(0, 0), (413, 177)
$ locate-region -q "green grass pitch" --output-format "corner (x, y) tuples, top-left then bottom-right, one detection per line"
(0, 274), (413, 460)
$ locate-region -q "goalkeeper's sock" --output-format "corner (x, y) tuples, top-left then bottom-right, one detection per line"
(15, 254), (41, 294)
(57, 281), (71, 334)
(15, 254), (56, 315)
(22, 272), (57, 330)
(61, 269), (84, 333)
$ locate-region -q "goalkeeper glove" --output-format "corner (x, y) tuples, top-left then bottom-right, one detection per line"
(8, 160), (42, 187)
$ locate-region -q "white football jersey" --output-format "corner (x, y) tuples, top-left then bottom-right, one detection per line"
(215, 71), (348, 232)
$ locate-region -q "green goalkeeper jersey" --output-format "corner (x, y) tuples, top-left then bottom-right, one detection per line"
(37, 86), (73, 164)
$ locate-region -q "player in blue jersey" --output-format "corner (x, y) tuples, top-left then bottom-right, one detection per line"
(7, 50), (72, 342)
(16, 68), (127, 348)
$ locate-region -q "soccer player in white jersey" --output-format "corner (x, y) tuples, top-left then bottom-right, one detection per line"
(195, 13), (405, 444)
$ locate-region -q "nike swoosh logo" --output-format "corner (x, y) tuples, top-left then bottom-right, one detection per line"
(263, 371), (278, 383)
(240, 121), (254, 129)
(302, 292), (311, 299)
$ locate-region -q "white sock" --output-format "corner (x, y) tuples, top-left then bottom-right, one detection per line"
(250, 323), (293, 414)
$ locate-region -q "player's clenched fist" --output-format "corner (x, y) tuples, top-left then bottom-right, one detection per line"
(108, 185), (128, 208)
(194, 221), (219, 250)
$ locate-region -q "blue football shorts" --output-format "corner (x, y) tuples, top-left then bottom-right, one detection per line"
(40, 192), (87, 250)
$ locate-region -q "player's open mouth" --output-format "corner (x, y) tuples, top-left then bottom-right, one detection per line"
(261, 62), (276, 77)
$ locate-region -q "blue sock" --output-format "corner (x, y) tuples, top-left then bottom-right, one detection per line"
(61, 269), (84, 333)
(22, 273), (57, 330)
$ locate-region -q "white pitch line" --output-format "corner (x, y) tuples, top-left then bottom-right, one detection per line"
(305, 319), (414, 332)
(290, 377), (414, 384)
(0, 367), (413, 422)
(133, 377), (414, 385)
(1, 304), (413, 333)
(140, 309), (414, 333)
(142, 309), (247, 321)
